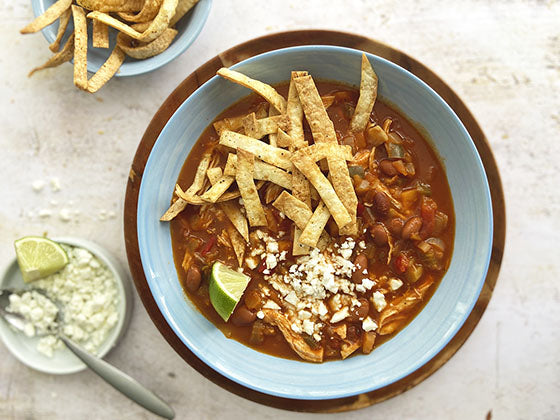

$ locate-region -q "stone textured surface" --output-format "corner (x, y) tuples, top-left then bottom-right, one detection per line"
(1, 0), (559, 419)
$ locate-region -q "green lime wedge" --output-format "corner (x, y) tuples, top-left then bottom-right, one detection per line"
(14, 236), (69, 283)
(209, 262), (250, 322)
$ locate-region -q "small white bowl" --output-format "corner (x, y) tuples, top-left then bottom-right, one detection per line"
(0, 237), (132, 374)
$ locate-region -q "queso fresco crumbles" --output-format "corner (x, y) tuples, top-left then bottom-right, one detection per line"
(161, 54), (455, 362)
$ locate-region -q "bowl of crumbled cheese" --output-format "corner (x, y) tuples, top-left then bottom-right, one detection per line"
(0, 237), (132, 374)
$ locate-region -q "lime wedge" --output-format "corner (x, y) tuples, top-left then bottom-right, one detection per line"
(209, 262), (250, 322)
(14, 236), (69, 283)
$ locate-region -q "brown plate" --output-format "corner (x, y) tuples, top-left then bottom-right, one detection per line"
(124, 30), (505, 412)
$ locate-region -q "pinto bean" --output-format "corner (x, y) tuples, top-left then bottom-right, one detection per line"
(373, 191), (390, 218)
(371, 224), (388, 246)
(388, 217), (404, 236)
(402, 216), (423, 239)
(352, 253), (368, 283)
(185, 265), (201, 292)
(379, 160), (398, 176)
(231, 305), (256, 326)
(354, 298), (370, 320)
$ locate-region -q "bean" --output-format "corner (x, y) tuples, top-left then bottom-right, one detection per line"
(388, 218), (404, 236)
(402, 216), (423, 239)
(379, 160), (398, 176)
(231, 305), (256, 326)
(354, 298), (370, 320)
(185, 265), (201, 292)
(352, 253), (368, 283)
(371, 224), (388, 246)
(373, 191), (390, 218)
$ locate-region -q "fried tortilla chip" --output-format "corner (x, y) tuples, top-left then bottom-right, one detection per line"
(87, 46), (125, 93)
(236, 149), (267, 227)
(293, 143), (353, 163)
(292, 227), (309, 256)
(299, 201), (331, 247)
(264, 183), (283, 204)
(200, 175), (235, 203)
(221, 202), (249, 243)
(77, 0), (143, 12)
(217, 68), (287, 113)
(241, 113), (288, 140)
(213, 115), (245, 135)
(175, 184), (241, 205)
(49, 8), (71, 52)
(117, 28), (178, 59)
(169, 0), (199, 26)
(87, 11), (141, 39)
(267, 104), (280, 147)
(276, 129), (292, 148)
(71, 5), (88, 91)
(92, 19), (109, 49)
(206, 167), (223, 185)
(219, 131), (292, 170)
(272, 191), (312, 231)
(287, 71), (307, 149)
(161, 152), (211, 221)
(21, 0), (73, 34)
(29, 34), (74, 77)
(321, 95), (335, 109)
(118, 0), (163, 23)
(291, 154), (351, 229)
(350, 53), (378, 133)
(224, 154), (292, 190)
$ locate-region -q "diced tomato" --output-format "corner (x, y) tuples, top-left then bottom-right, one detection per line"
(199, 235), (217, 256)
(395, 253), (409, 274)
(257, 258), (267, 273)
(420, 197), (437, 238)
(357, 202), (365, 216)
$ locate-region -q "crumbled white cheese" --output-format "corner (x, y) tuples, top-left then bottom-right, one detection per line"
(330, 307), (350, 323)
(358, 240), (366, 249)
(362, 278), (375, 290)
(50, 177), (61, 192)
(302, 319), (315, 335)
(372, 291), (387, 312)
(31, 180), (45, 192)
(263, 300), (281, 310)
(355, 284), (366, 293)
(38, 209), (52, 218)
(389, 278), (404, 291)
(245, 257), (258, 270)
(298, 310), (311, 320)
(362, 317), (378, 332)
(256, 310), (265, 319)
(291, 323), (302, 333)
(7, 291), (59, 337)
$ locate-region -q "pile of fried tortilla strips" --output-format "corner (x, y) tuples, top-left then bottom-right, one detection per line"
(161, 54), (379, 266)
(21, 0), (199, 92)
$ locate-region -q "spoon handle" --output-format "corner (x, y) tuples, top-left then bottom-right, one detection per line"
(60, 336), (174, 419)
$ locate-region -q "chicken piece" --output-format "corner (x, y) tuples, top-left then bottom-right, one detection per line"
(340, 339), (360, 359)
(262, 309), (323, 363)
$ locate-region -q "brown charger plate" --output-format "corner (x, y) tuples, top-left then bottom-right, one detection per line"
(124, 30), (505, 412)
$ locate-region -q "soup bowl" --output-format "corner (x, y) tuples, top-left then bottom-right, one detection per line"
(135, 45), (493, 399)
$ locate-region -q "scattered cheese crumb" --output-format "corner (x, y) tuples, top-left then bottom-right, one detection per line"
(330, 307), (350, 323)
(362, 317), (378, 332)
(372, 291), (387, 312)
(389, 278), (404, 291)
(263, 300), (281, 310)
(256, 310), (264, 319)
(31, 180), (45, 192)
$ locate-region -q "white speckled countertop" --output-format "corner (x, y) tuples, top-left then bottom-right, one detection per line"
(1, 0), (559, 419)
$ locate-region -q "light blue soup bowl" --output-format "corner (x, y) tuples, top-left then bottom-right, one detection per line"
(31, 0), (212, 76)
(137, 46), (493, 399)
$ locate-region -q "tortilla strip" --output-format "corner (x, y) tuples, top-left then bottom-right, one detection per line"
(221, 202), (249, 243)
(175, 184), (241, 205)
(21, 0), (73, 34)
(287, 71), (307, 149)
(264, 184), (283, 204)
(293, 143), (353, 163)
(87, 46), (125, 93)
(224, 154), (292, 190)
(119, 0), (163, 23)
(29, 34), (74, 77)
(77, 0), (143, 12)
(276, 129), (292, 149)
(71, 5), (88, 90)
(226, 225), (245, 267)
(161, 152), (211, 221)
(350, 53), (378, 133)
(321, 95), (335, 110)
(169, 0), (199, 26)
(117, 28), (178, 59)
(236, 149), (267, 227)
(200, 175), (235, 203)
(291, 154), (351, 229)
(49, 8), (71, 52)
(92, 19), (109, 49)
(219, 131), (292, 170)
(213, 115), (245, 135)
(242, 113), (288, 140)
(299, 201), (331, 247)
(262, 309), (323, 362)
(330, 157), (358, 236)
(268, 104), (280, 147)
(217, 68), (287, 113)
(206, 167), (223, 184)
(272, 191), (312, 231)
(292, 227), (309, 256)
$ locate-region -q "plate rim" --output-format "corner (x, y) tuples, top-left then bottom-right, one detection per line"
(123, 29), (506, 412)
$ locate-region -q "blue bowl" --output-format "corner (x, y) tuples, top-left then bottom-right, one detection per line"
(31, 0), (212, 76)
(137, 46), (493, 399)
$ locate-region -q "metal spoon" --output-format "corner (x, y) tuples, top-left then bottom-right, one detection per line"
(0, 289), (174, 419)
